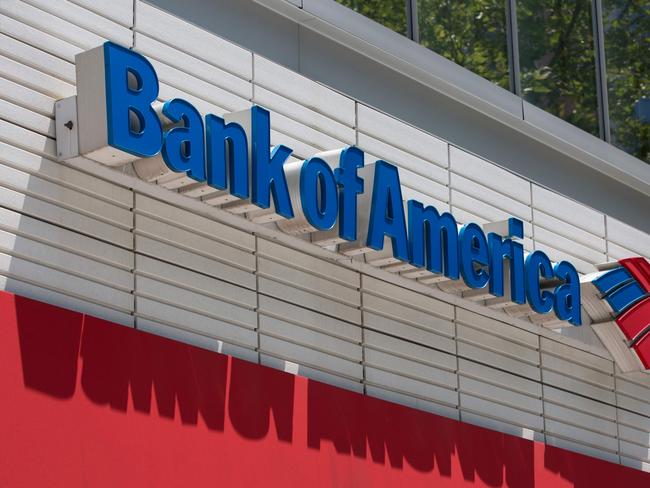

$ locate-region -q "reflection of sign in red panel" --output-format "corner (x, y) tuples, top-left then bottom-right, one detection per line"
(616, 258), (650, 369)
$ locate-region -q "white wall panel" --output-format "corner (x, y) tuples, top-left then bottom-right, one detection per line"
(135, 1), (251, 79)
(254, 55), (354, 126)
(357, 104), (448, 168)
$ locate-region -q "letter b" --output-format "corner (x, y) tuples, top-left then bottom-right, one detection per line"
(104, 42), (162, 157)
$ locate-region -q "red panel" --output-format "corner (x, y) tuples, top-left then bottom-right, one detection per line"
(616, 297), (650, 341)
(1, 290), (649, 487)
(621, 257), (650, 293)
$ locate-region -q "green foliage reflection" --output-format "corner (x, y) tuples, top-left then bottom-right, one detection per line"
(603, 0), (649, 163)
(417, 0), (510, 89)
(335, 0), (408, 35)
(518, 0), (599, 136)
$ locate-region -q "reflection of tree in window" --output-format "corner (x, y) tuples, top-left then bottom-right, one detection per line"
(335, 0), (408, 36)
(417, 0), (510, 89)
(518, 0), (599, 136)
(603, 0), (649, 164)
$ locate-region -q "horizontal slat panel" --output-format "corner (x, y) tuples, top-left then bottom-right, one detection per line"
(135, 194), (254, 251)
(0, 55), (75, 99)
(364, 347), (456, 388)
(0, 77), (55, 116)
(0, 252), (132, 311)
(258, 257), (359, 306)
(362, 275), (454, 319)
(450, 146), (530, 204)
(259, 314), (361, 361)
(0, 185), (132, 248)
(363, 311), (455, 353)
(0, 98), (54, 137)
(135, 1), (252, 79)
(0, 229), (132, 290)
(0, 33), (74, 83)
(0, 142), (132, 207)
(458, 358), (542, 397)
(0, 206), (132, 269)
(136, 254), (256, 308)
(541, 352), (614, 389)
(532, 185), (605, 237)
(450, 173), (531, 219)
(148, 58), (249, 113)
(357, 104), (447, 167)
(451, 191), (533, 237)
(544, 386), (616, 420)
(544, 401), (617, 436)
(457, 324), (539, 365)
(541, 337), (612, 372)
(134, 33), (251, 99)
(358, 133), (448, 185)
(70, 0), (133, 27)
(23, 0), (132, 45)
(254, 56), (354, 126)
(365, 367), (458, 406)
(457, 342), (541, 381)
(364, 329), (456, 370)
(456, 308), (538, 348)
(136, 275), (256, 329)
(363, 294), (454, 338)
(0, 119), (56, 157)
(0, 163), (132, 227)
(135, 235), (255, 290)
(542, 370), (615, 405)
(257, 238), (359, 286)
(258, 294), (360, 341)
(258, 276), (361, 324)
(545, 419), (619, 453)
(460, 392), (543, 431)
(534, 226), (606, 264)
(136, 296), (257, 349)
(533, 209), (607, 254)
(134, 214), (254, 270)
(253, 85), (354, 144)
(1, 0), (106, 49)
(1, 13), (81, 62)
(607, 217), (650, 258)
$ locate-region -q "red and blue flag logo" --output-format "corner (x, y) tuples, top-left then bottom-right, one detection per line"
(592, 258), (650, 369)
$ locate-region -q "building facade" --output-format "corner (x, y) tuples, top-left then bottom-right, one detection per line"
(1, 1), (649, 486)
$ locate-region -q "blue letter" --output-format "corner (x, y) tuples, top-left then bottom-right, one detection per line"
(161, 99), (206, 182)
(366, 161), (409, 261)
(300, 157), (338, 231)
(407, 200), (459, 279)
(205, 114), (248, 198)
(525, 250), (554, 314)
(334, 146), (364, 241)
(104, 42), (162, 157)
(487, 233), (525, 304)
(459, 223), (489, 289)
(251, 106), (293, 218)
(553, 261), (582, 325)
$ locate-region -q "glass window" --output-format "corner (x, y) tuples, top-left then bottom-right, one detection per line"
(335, 0), (409, 36)
(602, 0), (649, 164)
(417, 0), (510, 89)
(517, 0), (600, 136)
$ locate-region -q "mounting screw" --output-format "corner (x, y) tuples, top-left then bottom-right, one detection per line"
(64, 120), (74, 130)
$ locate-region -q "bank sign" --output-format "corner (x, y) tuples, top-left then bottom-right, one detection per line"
(71, 42), (582, 326)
